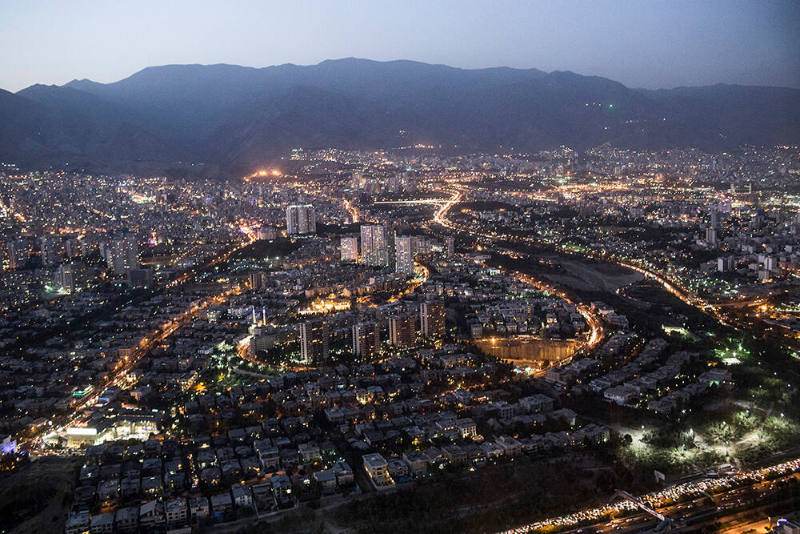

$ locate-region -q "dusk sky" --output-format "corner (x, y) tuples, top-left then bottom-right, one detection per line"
(1, 0), (799, 92)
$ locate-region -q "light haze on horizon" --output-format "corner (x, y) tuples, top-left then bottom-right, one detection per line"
(1, 0), (799, 92)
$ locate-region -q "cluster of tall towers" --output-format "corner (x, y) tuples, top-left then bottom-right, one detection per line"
(341, 225), (453, 276)
(286, 205), (316, 235)
(295, 299), (446, 365)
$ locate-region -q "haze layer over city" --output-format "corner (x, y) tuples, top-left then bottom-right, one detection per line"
(0, 2), (799, 533)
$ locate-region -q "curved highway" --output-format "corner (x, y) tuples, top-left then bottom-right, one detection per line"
(433, 186), (762, 332)
(432, 189), (605, 355)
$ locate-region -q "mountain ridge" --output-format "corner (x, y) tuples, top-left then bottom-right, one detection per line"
(1, 58), (798, 173)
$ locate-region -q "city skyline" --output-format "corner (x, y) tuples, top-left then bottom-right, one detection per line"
(1, 2), (799, 533)
(3, 146), (799, 534)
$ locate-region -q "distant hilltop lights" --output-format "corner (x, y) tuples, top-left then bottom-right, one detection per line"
(244, 168), (282, 181)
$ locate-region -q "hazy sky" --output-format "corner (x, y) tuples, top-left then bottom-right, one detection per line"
(1, 0), (799, 92)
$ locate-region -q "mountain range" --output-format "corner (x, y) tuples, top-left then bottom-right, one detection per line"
(1, 58), (798, 173)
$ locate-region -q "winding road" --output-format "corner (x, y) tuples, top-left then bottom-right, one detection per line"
(432, 188), (604, 353)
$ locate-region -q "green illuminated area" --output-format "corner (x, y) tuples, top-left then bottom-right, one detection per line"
(71, 385), (93, 398)
(619, 409), (800, 473)
(201, 341), (261, 394)
(713, 338), (750, 365)
(617, 332), (800, 474)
